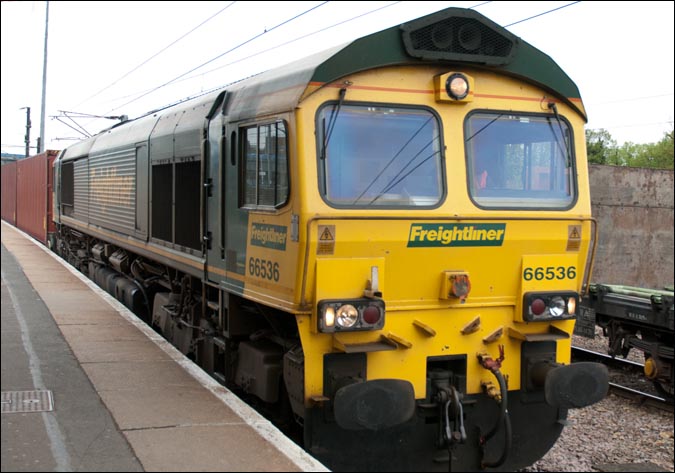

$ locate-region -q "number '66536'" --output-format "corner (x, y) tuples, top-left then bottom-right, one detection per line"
(248, 257), (280, 282)
(523, 266), (576, 281)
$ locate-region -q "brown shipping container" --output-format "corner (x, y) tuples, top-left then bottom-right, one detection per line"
(16, 150), (58, 245)
(1, 161), (18, 225)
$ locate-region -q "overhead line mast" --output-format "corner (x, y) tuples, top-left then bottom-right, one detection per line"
(39, 1), (49, 153)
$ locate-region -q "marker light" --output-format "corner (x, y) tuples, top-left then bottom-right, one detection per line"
(324, 306), (336, 328)
(363, 305), (382, 324)
(531, 298), (546, 316)
(567, 296), (577, 315)
(446, 73), (470, 100)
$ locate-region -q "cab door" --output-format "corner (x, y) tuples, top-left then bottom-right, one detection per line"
(204, 92), (228, 284)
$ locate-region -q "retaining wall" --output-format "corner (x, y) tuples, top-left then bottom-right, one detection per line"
(589, 164), (674, 290)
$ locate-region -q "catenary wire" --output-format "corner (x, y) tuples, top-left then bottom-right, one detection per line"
(72, 2), (237, 111)
(106, 1), (581, 117)
(105, 1), (329, 115)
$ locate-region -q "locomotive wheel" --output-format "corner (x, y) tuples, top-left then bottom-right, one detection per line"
(653, 380), (674, 401)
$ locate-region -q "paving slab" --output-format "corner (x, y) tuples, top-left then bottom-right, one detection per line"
(59, 323), (149, 343)
(81, 360), (198, 390)
(66, 339), (173, 364)
(97, 386), (244, 430)
(36, 289), (110, 312)
(125, 424), (301, 472)
(49, 309), (131, 326)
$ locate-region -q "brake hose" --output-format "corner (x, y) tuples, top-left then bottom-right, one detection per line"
(480, 368), (512, 469)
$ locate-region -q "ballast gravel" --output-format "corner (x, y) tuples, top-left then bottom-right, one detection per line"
(521, 330), (674, 472)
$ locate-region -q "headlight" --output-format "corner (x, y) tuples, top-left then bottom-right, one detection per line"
(549, 296), (566, 317)
(336, 304), (358, 328)
(318, 298), (385, 333)
(523, 292), (578, 322)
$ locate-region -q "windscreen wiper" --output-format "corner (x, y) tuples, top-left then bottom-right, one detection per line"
(320, 87), (347, 160)
(547, 102), (572, 167)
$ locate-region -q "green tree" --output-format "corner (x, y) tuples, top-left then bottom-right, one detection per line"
(629, 128), (674, 169)
(585, 129), (617, 165)
(616, 141), (648, 167)
(585, 126), (674, 169)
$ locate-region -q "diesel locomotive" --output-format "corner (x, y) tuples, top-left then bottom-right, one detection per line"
(45, 7), (609, 471)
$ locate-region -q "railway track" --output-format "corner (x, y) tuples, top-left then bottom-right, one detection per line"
(571, 346), (673, 411)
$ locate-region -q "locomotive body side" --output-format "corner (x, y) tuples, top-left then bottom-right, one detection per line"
(53, 96), (216, 278)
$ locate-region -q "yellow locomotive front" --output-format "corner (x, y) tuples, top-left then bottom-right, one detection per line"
(280, 9), (608, 471)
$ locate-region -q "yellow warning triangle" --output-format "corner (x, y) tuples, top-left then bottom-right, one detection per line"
(570, 227), (580, 239)
(320, 227), (334, 241)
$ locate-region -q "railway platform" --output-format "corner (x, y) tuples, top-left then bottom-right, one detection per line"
(1, 221), (329, 472)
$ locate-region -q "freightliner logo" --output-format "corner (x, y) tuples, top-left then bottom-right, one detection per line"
(250, 223), (287, 250)
(407, 223), (506, 247)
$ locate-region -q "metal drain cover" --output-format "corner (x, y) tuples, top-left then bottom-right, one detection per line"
(1, 390), (54, 413)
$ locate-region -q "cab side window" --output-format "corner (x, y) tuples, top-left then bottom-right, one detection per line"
(241, 121), (289, 209)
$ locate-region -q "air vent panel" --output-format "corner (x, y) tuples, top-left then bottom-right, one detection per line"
(401, 10), (518, 65)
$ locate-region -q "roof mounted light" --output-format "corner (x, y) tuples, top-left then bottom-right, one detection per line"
(446, 73), (470, 100)
(435, 72), (474, 103)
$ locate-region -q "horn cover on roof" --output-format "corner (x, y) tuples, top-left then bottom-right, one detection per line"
(400, 8), (519, 65)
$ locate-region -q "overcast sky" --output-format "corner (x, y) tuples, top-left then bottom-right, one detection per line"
(1, 1), (673, 156)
